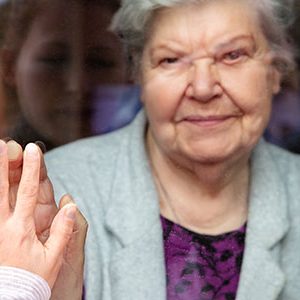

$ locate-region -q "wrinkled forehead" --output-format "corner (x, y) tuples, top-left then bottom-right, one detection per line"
(145, 0), (266, 50)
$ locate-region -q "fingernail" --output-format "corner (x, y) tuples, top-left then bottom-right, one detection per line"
(35, 141), (47, 153)
(65, 204), (77, 221)
(65, 194), (75, 203)
(25, 143), (38, 157)
(0, 140), (6, 154)
(2, 136), (12, 142)
(7, 140), (22, 160)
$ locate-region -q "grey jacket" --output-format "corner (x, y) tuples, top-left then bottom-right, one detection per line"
(46, 111), (300, 300)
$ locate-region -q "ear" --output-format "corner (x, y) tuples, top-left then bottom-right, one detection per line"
(271, 67), (281, 95)
(0, 48), (17, 87)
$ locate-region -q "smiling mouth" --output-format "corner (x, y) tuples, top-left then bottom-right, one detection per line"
(182, 115), (237, 127)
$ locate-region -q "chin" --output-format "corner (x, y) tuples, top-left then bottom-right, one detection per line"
(188, 152), (234, 165)
(179, 141), (245, 165)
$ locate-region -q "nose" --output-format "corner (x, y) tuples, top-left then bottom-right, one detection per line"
(65, 3), (86, 96)
(65, 59), (92, 98)
(66, 62), (83, 94)
(186, 59), (222, 102)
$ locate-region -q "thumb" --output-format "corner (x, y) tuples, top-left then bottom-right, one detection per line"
(59, 194), (74, 208)
(45, 203), (77, 261)
(59, 195), (88, 250)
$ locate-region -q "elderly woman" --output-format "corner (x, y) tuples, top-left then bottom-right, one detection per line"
(0, 0), (300, 299)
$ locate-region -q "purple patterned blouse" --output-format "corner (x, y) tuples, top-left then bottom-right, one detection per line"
(160, 216), (246, 300)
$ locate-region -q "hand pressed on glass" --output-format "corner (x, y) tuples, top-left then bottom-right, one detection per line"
(0, 140), (76, 289)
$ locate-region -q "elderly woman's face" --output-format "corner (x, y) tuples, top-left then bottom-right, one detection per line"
(141, 0), (281, 164)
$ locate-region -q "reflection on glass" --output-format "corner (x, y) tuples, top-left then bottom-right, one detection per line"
(0, 0), (141, 151)
(265, 89), (300, 153)
(91, 84), (141, 135)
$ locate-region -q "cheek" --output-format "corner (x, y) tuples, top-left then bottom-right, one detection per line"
(15, 59), (62, 119)
(221, 65), (273, 118)
(16, 63), (41, 107)
(17, 60), (63, 99)
(244, 74), (273, 126)
(219, 65), (273, 146)
(141, 70), (187, 123)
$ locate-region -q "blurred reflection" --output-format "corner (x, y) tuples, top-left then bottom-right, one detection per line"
(91, 84), (141, 135)
(0, 0), (140, 150)
(265, 89), (300, 154)
(0, 79), (5, 136)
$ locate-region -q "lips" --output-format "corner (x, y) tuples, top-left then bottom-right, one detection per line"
(180, 114), (237, 127)
(184, 115), (232, 121)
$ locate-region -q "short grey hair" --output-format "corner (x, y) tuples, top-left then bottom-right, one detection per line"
(111, 0), (296, 84)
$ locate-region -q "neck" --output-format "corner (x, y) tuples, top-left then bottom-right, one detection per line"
(147, 131), (250, 235)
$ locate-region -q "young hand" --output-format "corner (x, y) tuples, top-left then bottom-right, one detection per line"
(0, 141), (76, 288)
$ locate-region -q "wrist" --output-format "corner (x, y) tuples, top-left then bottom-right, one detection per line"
(0, 266), (51, 300)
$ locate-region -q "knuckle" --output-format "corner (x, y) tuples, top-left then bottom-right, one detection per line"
(19, 182), (38, 198)
(61, 221), (75, 240)
(64, 230), (73, 241)
(14, 219), (30, 235)
(7, 219), (32, 245)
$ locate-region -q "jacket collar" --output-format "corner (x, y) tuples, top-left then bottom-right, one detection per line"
(236, 140), (289, 300)
(103, 111), (167, 299)
(104, 111), (159, 245)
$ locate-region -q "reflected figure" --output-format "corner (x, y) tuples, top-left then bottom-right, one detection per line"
(0, 0), (131, 150)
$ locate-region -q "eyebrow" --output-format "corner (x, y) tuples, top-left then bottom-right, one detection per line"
(213, 34), (255, 52)
(149, 34), (255, 56)
(149, 41), (187, 56)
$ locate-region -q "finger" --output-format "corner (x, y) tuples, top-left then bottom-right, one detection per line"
(7, 140), (23, 165)
(35, 141), (47, 154)
(45, 203), (77, 266)
(7, 140), (23, 185)
(15, 143), (40, 220)
(59, 194), (88, 249)
(58, 194), (74, 209)
(0, 140), (10, 215)
(35, 142), (47, 181)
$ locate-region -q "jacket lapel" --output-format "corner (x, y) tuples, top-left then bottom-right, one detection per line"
(236, 141), (289, 300)
(104, 112), (166, 300)
(108, 222), (166, 300)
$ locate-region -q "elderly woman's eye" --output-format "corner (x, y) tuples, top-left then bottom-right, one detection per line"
(223, 49), (247, 63)
(161, 57), (179, 64)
